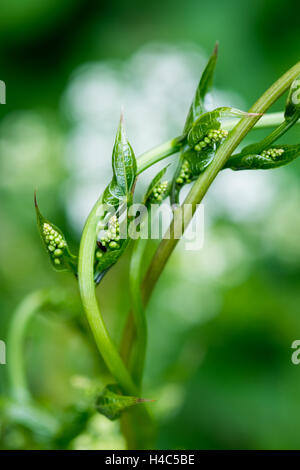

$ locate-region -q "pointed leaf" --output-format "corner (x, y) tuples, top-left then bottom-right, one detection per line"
(112, 115), (137, 196)
(225, 144), (300, 171)
(184, 42), (218, 134)
(34, 193), (77, 274)
(95, 384), (152, 421)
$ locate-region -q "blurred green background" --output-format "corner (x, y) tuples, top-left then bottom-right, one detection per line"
(0, 0), (300, 450)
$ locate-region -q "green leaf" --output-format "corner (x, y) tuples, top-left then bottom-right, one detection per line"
(183, 42), (218, 134)
(95, 384), (152, 421)
(102, 177), (126, 210)
(285, 74), (300, 122)
(225, 144), (300, 171)
(143, 166), (170, 206)
(34, 193), (77, 274)
(94, 239), (130, 285)
(112, 114), (137, 196)
(94, 117), (137, 283)
(187, 107), (256, 148)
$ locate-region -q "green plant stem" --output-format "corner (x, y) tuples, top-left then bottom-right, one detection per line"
(136, 112), (299, 174)
(80, 108), (300, 378)
(141, 62), (300, 301)
(129, 237), (148, 389)
(78, 195), (137, 395)
(7, 290), (47, 403)
(78, 83), (299, 444)
(121, 62), (300, 366)
(137, 138), (182, 174)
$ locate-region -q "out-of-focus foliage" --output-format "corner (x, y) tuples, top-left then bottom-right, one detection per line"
(1, 0), (300, 450)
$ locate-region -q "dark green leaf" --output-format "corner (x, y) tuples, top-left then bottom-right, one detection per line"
(183, 42), (218, 134)
(225, 144), (300, 171)
(95, 384), (152, 421)
(34, 193), (77, 274)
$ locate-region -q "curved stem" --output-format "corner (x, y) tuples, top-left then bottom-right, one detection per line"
(136, 113), (299, 174)
(78, 196), (137, 395)
(137, 138), (182, 174)
(77, 69), (300, 426)
(141, 62), (300, 300)
(7, 290), (47, 403)
(129, 237), (148, 389)
(121, 62), (300, 365)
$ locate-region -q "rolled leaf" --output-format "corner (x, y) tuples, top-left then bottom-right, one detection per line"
(94, 116), (137, 284)
(112, 114), (137, 197)
(187, 107), (256, 148)
(143, 166), (170, 206)
(34, 193), (77, 274)
(225, 144), (300, 171)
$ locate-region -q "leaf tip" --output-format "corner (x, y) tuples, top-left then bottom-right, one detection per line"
(136, 398), (156, 403)
(213, 41), (219, 56)
(34, 190), (38, 208)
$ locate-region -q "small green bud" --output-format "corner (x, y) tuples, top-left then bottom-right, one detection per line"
(109, 241), (119, 249)
(96, 251), (103, 259)
(176, 160), (192, 187)
(54, 249), (63, 257)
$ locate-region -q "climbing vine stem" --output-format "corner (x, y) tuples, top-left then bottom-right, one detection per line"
(77, 62), (300, 438)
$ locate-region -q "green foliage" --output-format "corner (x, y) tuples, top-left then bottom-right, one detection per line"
(95, 384), (150, 421)
(183, 42), (218, 134)
(27, 39), (300, 451)
(93, 117), (137, 284)
(144, 166), (170, 206)
(34, 193), (77, 274)
(226, 144), (300, 171)
(103, 115), (137, 210)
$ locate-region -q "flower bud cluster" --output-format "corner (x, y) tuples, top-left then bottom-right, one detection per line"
(148, 181), (169, 203)
(96, 215), (120, 259)
(43, 223), (66, 265)
(261, 148), (284, 160)
(176, 160), (192, 186)
(194, 129), (228, 152)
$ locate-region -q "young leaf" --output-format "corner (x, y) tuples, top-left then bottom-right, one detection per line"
(187, 107), (258, 148)
(143, 166), (170, 206)
(171, 124), (230, 204)
(225, 144), (300, 171)
(285, 74), (300, 122)
(94, 238), (130, 285)
(112, 114), (137, 197)
(34, 193), (77, 274)
(94, 117), (137, 284)
(183, 42), (218, 134)
(102, 177), (126, 210)
(95, 384), (153, 421)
